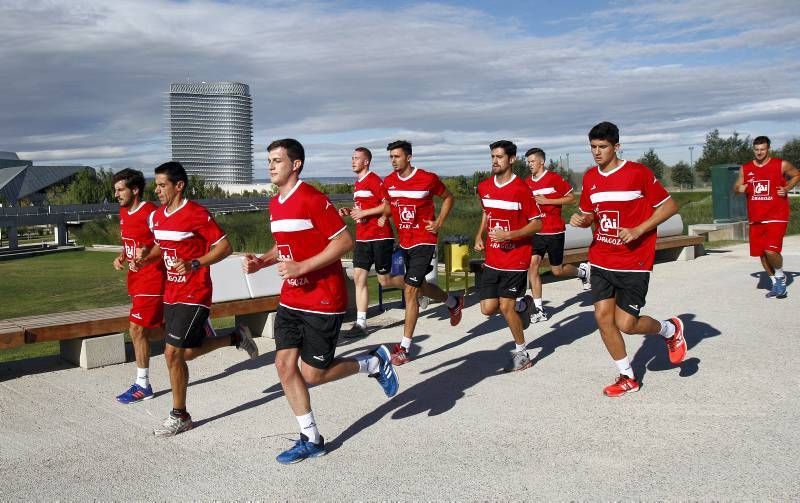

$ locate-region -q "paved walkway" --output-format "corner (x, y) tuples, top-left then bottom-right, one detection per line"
(1, 237), (798, 500)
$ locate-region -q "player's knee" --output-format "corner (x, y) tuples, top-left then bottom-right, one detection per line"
(164, 347), (184, 366)
(377, 274), (391, 287)
(551, 266), (564, 276)
(480, 303), (497, 316)
(615, 316), (638, 334)
(301, 367), (325, 386)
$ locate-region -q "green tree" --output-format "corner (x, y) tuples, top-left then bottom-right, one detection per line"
(671, 161), (694, 189)
(46, 168), (114, 205)
(779, 137), (800, 168)
(694, 130), (752, 182)
(512, 159), (528, 179)
(547, 159), (575, 185)
(637, 149), (666, 181)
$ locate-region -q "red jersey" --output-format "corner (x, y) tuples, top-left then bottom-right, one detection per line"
(270, 181), (348, 314)
(579, 160), (671, 272)
(478, 174), (542, 271)
(525, 170), (573, 234)
(151, 199), (226, 307)
(741, 157), (790, 223)
(383, 167), (446, 249)
(120, 201), (165, 297)
(353, 171), (393, 241)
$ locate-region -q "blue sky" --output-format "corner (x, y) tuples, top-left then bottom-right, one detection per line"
(1, 0), (798, 178)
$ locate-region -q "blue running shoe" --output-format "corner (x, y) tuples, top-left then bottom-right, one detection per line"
(276, 434), (326, 464)
(370, 344), (399, 398)
(116, 383), (153, 404)
(773, 277), (787, 298)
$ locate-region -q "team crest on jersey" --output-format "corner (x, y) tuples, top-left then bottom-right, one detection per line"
(277, 244), (293, 261)
(489, 218), (510, 232)
(752, 180), (770, 195)
(399, 205), (416, 224)
(122, 238), (136, 259)
(598, 210), (620, 237)
(162, 247), (179, 271)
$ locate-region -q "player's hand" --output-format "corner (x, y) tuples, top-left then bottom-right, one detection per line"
(349, 207), (366, 221)
(570, 213), (590, 228)
(473, 237), (484, 252)
(488, 227), (511, 242)
(618, 227), (643, 244)
(777, 186), (787, 197)
(338, 207), (351, 217)
(113, 255), (125, 271)
(377, 215), (387, 227)
(534, 195), (551, 205)
(424, 219), (441, 232)
(172, 259), (190, 275)
(242, 253), (263, 274)
(134, 245), (150, 264)
(277, 260), (304, 279)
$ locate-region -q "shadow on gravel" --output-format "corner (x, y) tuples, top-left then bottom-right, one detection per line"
(630, 313), (721, 385)
(187, 349), (276, 390)
(750, 270), (797, 291)
(527, 311), (597, 366)
(0, 355), (73, 382)
(326, 343), (511, 453)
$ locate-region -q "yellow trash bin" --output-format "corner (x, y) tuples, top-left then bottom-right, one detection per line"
(444, 236), (470, 294)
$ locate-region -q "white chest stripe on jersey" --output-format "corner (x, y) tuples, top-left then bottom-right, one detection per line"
(530, 187), (557, 196)
(353, 190), (374, 198)
(388, 190), (430, 199)
(271, 218), (314, 233)
(589, 190), (643, 204)
(153, 230), (194, 241)
(482, 199), (522, 210)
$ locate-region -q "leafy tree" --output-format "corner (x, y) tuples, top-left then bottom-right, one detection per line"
(46, 168), (114, 205)
(547, 159), (575, 186)
(671, 161), (694, 189)
(637, 149), (666, 181)
(694, 130), (752, 182)
(779, 137), (800, 168)
(512, 159), (528, 179)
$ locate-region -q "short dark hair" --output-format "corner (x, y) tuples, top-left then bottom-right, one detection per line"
(113, 168), (145, 195)
(154, 161), (188, 187)
(387, 140), (412, 156)
(354, 146), (372, 163)
(753, 136), (771, 147)
(489, 140), (517, 157)
(268, 138), (305, 171)
(588, 121), (620, 144)
(525, 147), (545, 160)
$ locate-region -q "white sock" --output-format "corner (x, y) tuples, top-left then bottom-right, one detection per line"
(515, 343), (527, 353)
(614, 357), (634, 378)
(774, 268), (785, 279)
(659, 320), (676, 339)
(135, 367), (149, 388)
(533, 298), (543, 310)
(445, 295), (458, 309)
(770, 275), (777, 285)
(297, 411), (320, 444)
(356, 312), (367, 327)
(355, 354), (380, 374)
(400, 337), (412, 350)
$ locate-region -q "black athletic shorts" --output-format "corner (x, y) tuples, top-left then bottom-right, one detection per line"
(401, 245), (435, 288)
(532, 233), (566, 266)
(274, 305), (344, 369)
(353, 239), (394, 275)
(164, 303), (214, 349)
(590, 266), (650, 318)
(478, 266), (527, 301)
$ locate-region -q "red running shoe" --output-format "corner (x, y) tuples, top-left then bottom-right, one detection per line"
(665, 317), (686, 365)
(448, 295), (464, 326)
(390, 344), (411, 366)
(603, 374), (640, 397)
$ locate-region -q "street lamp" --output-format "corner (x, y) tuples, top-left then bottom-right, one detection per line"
(688, 146), (694, 167)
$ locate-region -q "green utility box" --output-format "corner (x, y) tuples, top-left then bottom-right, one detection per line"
(711, 164), (747, 223)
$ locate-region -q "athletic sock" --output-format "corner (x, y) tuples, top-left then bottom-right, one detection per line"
(533, 298), (543, 310)
(775, 268), (785, 279)
(614, 357), (634, 379)
(355, 354), (380, 374)
(515, 343), (527, 353)
(770, 275), (777, 285)
(297, 411), (320, 445)
(445, 295), (458, 309)
(659, 320), (676, 339)
(400, 337), (412, 351)
(135, 367), (149, 388)
(356, 311), (367, 327)
(171, 407), (188, 419)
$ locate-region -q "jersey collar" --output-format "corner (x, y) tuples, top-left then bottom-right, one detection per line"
(397, 167), (417, 181)
(163, 198), (188, 217)
(278, 179), (304, 204)
(493, 173), (516, 188)
(596, 160), (627, 177)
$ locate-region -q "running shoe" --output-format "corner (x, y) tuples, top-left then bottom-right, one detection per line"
(517, 295), (533, 330)
(235, 324), (259, 359)
(276, 434), (326, 465)
(578, 262), (591, 291)
(369, 345), (399, 398)
(603, 375), (640, 397)
(508, 350), (532, 372)
(530, 308), (548, 324)
(766, 277), (787, 299)
(390, 344), (411, 366)
(418, 295), (430, 311)
(665, 317), (686, 365)
(153, 413), (193, 437)
(342, 323), (369, 339)
(448, 295), (465, 326)
(115, 383), (153, 404)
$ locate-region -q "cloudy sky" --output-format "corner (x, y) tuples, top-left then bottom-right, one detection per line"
(2, 0), (799, 179)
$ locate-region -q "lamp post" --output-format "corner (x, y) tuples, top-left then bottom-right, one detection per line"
(688, 146), (694, 167)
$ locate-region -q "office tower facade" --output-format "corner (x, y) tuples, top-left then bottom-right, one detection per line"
(168, 81), (253, 184)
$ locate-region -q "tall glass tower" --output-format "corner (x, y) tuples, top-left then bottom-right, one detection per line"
(168, 81), (253, 184)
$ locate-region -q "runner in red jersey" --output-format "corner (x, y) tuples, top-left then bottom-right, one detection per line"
(473, 141), (542, 371)
(138, 161), (258, 437)
(524, 147), (589, 323)
(338, 147), (395, 337)
(112, 169), (165, 404)
(734, 136), (800, 299)
(569, 122), (686, 397)
(380, 140), (464, 366)
(242, 139), (398, 464)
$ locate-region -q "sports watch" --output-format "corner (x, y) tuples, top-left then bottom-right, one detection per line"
(191, 259), (201, 271)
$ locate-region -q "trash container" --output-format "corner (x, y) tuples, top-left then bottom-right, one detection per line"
(390, 247), (405, 276)
(711, 164), (747, 223)
(443, 235), (470, 293)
